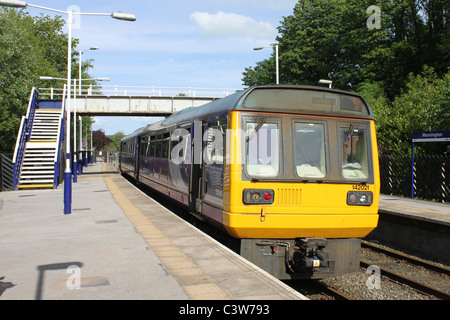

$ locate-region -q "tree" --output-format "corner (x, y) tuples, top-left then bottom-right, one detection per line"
(242, 0), (449, 98)
(359, 67), (449, 154)
(108, 131), (126, 152)
(0, 8), (96, 154)
(242, 0), (449, 154)
(93, 129), (112, 151)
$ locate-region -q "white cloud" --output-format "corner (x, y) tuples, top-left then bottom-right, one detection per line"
(210, 0), (297, 10)
(190, 11), (277, 40)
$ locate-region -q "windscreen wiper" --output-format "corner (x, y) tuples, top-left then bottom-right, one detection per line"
(246, 118), (266, 142)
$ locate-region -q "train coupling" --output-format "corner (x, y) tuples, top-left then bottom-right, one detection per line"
(291, 238), (329, 272)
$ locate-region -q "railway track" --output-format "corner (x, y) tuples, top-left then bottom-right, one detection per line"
(122, 172), (450, 300)
(360, 240), (450, 300)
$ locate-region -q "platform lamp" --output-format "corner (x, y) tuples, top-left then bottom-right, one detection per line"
(74, 77), (109, 179)
(76, 47), (99, 171)
(254, 43), (279, 85)
(319, 79), (333, 88)
(2, 0), (138, 214)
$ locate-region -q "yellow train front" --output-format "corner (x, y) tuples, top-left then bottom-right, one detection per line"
(120, 85), (380, 280)
(222, 86), (379, 279)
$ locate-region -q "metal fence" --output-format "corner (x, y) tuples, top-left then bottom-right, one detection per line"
(3, 149), (448, 202)
(0, 154), (14, 191)
(38, 85), (241, 99)
(379, 154), (449, 203)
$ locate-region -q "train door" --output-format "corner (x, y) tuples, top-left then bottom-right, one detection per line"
(135, 136), (140, 181)
(189, 120), (206, 215)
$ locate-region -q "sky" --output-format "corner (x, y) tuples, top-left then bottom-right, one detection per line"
(23, 0), (298, 135)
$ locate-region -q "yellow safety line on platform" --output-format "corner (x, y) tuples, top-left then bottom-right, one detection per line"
(101, 163), (230, 300)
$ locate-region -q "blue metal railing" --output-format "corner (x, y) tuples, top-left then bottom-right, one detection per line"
(12, 88), (39, 190)
(53, 85), (66, 188)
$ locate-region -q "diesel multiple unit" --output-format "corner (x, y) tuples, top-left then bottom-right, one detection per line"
(119, 85), (380, 279)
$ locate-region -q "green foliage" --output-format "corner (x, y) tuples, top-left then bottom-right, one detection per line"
(108, 131), (126, 152)
(242, 0), (449, 155)
(359, 67), (449, 154)
(0, 8), (95, 154)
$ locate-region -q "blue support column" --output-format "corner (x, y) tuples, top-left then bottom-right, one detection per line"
(64, 153), (72, 214)
(73, 151), (77, 183)
(78, 151), (83, 174)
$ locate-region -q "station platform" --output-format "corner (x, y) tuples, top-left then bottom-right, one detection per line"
(379, 194), (450, 226)
(0, 162), (306, 300)
(374, 193), (449, 265)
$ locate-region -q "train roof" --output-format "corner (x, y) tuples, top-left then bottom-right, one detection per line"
(122, 85), (373, 141)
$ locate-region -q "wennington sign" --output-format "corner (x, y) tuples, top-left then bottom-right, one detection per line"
(410, 130), (450, 199)
(411, 130), (450, 143)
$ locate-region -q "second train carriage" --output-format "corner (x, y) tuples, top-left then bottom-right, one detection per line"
(120, 85), (380, 279)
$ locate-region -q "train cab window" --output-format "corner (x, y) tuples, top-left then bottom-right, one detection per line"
(244, 120), (280, 177)
(340, 125), (369, 180)
(294, 122), (326, 178)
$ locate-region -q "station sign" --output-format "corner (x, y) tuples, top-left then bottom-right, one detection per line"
(411, 130), (450, 143)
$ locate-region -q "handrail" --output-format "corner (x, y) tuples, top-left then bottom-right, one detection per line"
(53, 84), (66, 163)
(12, 87), (39, 190)
(53, 84), (67, 188)
(38, 85), (240, 98)
(12, 116), (26, 164)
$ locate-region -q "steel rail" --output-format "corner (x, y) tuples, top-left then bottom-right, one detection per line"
(360, 260), (450, 300)
(361, 240), (450, 276)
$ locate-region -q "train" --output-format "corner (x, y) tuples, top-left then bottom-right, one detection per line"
(119, 85), (380, 279)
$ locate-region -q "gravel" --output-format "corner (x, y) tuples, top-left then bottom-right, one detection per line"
(320, 267), (436, 300)
(313, 241), (450, 300)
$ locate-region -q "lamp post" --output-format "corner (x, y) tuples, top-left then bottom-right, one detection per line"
(2, 1), (137, 214)
(75, 47), (99, 175)
(254, 43), (279, 85)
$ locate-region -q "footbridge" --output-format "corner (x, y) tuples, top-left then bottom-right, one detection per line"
(10, 85), (238, 190)
(39, 85), (238, 116)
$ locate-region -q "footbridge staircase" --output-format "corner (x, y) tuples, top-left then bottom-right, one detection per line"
(11, 86), (234, 190)
(12, 88), (65, 190)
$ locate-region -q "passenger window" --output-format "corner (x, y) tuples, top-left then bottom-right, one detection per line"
(140, 136), (148, 156)
(162, 133), (170, 159)
(294, 122), (326, 178)
(340, 125), (369, 180)
(204, 119), (226, 165)
(156, 135), (162, 158)
(148, 136), (155, 158)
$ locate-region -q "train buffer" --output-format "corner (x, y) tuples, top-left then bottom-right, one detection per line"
(0, 162), (306, 301)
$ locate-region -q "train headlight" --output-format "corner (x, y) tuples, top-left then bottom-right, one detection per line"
(243, 189), (274, 205)
(347, 191), (373, 206)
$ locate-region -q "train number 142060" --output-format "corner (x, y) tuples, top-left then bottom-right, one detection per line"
(352, 184), (369, 191)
